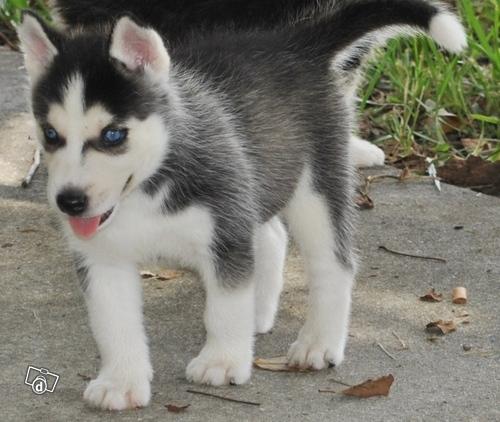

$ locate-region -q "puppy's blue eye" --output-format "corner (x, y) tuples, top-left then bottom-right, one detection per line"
(44, 127), (59, 143)
(102, 128), (127, 145)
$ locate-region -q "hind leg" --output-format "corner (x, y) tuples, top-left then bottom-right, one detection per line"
(350, 135), (385, 167)
(254, 216), (288, 334)
(284, 167), (356, 369)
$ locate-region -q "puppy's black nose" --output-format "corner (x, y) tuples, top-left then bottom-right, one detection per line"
(56, 189), (88, 216)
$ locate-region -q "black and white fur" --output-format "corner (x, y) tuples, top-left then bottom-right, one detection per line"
(50, 0), (388, 167)
(18, 0), (466, 410)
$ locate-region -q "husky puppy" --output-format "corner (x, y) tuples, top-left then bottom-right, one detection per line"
(50, 0), (386, 167)
(18, 0), (466, 410)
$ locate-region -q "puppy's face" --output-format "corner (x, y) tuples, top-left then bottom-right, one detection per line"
(18, 14), (171, 238)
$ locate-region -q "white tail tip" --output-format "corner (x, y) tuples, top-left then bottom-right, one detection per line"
(429, 13), (467, 53)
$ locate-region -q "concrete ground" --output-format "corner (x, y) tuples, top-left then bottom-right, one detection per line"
(1, 48), (499, 422)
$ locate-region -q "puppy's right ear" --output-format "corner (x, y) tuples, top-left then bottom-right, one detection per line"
(17, 11), (60, 83)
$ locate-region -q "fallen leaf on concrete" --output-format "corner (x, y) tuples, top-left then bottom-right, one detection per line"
(419, 288), (443, 302)
(253, 356), (309, 372)
(355, 193), (374, 210)
(342, 374), (394, 398)
(165, 404), (190, 413)
(425, 320), (457, 335)
(452, 287), (467, 304)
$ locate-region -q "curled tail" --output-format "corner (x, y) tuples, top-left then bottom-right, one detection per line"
(292, 0), (467, 60)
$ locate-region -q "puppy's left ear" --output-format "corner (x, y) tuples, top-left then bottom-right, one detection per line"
(17, 11), (60, 83)
(110, 16), (170, 79)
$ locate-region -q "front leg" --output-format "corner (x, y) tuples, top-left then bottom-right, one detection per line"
(80, 262), (152, 410)
(186, 259), (255, 386)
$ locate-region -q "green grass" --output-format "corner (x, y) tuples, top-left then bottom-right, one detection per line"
(359, 0), (500, 164)
(0, 0), (50, 47)
(0, 0), (50, 25)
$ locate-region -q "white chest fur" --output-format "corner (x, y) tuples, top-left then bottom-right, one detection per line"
(66, 191), (215, 271)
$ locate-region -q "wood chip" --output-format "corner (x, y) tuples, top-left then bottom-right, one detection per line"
(419, 288), (443, 302)
(253, 356), (309, 372)
(165, 404), (190, 413)
(342, 374), (394, 398)
(452, 287), (467, 304)
(425, 320), (457, 335)
(140, 269), (183, 281)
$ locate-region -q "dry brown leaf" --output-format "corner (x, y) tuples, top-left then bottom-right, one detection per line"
(398, 167), (412, 181)
(253, 356), (309, 372)
(355, 193), (374, 210)
(440, 114), (464, 134)
(419, 288), (443, 302)
(165, 404), (190, 413)
(342, 374), (394, 398)
(452, 287), (467, 304)
(425, 320), (457, 335)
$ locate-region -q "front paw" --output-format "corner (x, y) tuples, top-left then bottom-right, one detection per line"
(83, 367), (152, 410)
(186, 345), (252, 386)
(287, 327), (346, 370)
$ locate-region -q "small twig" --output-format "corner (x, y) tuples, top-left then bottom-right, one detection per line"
(21, 147), (41, 188)
(376, 342), (397, 360)
(318, 389), (339, 394)
(186, 389), (260, 406)
(392, 331), (408, 350)
(0, 31), (19, 51)
(378, 245), (447, 263)
(77, 373), (92, 381)
(329, 378), (353, 387)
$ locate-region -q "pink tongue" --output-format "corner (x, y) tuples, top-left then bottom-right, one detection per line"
(68, 216), (101, 238)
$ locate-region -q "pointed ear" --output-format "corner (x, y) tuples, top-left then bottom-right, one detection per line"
(17, 12), (59, 83)
(109, 16), (170, 78)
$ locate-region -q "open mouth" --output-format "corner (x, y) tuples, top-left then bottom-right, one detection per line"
(68, 206), (116, 239)
(67, 175), (130, 239)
